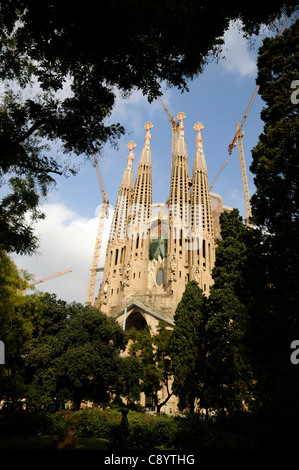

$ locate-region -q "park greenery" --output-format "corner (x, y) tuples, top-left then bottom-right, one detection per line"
(0, 5), (298, 451)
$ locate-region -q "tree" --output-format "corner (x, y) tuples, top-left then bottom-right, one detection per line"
(0, 1), (297, 253)
(205, 209), (253, 414)
(114, 356), (141, 407)
(245, 19), (299, 417)
(23, 303), (128, 410)
(129, 321), (173, 414)
(0, 251), (38, 402)
(0, 269), (139, 410)
(170, 281), (208, 414)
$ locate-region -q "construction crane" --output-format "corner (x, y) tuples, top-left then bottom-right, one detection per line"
(209, 159), (228, 191)
(218, 17), (290, 225)
(85, 154), (109, 306)
(227, 94), (258, 225)
(158, 96), (178, 175)
(26, 269), (72, 287)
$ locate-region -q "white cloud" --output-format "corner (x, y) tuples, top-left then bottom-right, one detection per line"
(13, 202), (114, 304)
(108, 84), (174, 138)
(220, 20), (258, 79)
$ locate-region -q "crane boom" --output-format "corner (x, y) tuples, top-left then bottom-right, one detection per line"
(228, 85), (259, 155)
(158, 96), (178, 178)
(93, 154), (107, 204)
(158, 97), (176, 127)
(228, 15), (289, 156)
(86, 154), (109, 306)
(209, 159), (228, 190)
(27, 269), (72, 287)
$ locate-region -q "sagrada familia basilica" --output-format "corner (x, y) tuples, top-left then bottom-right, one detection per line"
(94, 113), (231, 412)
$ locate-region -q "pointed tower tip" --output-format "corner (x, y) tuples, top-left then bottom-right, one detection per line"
(177, 112), (186, 136)
(144, 121), (153, 143)
(177, 112), (186, 121)
(194, 122), (204, 149)
(137, 122), (153, 166)
(193, 122), (207, 171)
(175, 112), (187, 156)
(127, 141), (136, 164)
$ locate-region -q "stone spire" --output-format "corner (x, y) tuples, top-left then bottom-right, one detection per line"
(120, 140), (136, 187)
(109, 141), (136, 241)
(175, 112), (188, 157)
(138, 121), (153, 166)
(191, 122), (212, 234)
(190, 121), (215, 291)
(130, 122), (153, 230)
(193, 122), (207, 171)
(167, 112), (191, 292)
(169, 112), (191, 212)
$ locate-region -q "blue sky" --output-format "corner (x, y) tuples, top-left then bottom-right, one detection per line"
(50, 20), (267, 219)
(10, 17), (292, 304)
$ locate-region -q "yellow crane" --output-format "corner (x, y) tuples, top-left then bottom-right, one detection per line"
(227, 88), (259, 225)
(158, 96), (178, 175)
(209, 159), (228, 191)
(216, 17), (290, 225)
(26, 268), (72, 287)
(209, 84), (257, 203)
(86, 154), (109, 306)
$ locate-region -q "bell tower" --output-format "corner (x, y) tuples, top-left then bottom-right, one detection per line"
(166, 112), (192, 306)
(189, 122), (215, 293)
(95, 114), (217, 317)
(123, 122), (153, 294)
(95, 141), (136, 311)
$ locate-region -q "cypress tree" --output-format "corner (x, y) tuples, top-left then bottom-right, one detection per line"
(170, 281), (208, 414)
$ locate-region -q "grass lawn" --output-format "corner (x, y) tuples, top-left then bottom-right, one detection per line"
(0, 435), (110, 451)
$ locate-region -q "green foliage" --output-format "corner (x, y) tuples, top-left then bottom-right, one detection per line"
(2, 406), (299, 450)
(250, 19), (299, 232)
(245, 18), (299, 415)
(0, 408), (178, 449)
(205, 209), (252, 413)
(129, 322), (173, 413)
(170, 211), (253, 415)
(0, 175), (46, 255)
(171, 281), (208, 413)
(126, 413), (176, 450)
(0, 257), (138, 408)
(22, 304), (128, 409)
(0, 252), (44, 401)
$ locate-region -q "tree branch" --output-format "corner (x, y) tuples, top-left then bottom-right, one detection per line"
(13, 120), (44, 146)
(2, 120), (45, 158)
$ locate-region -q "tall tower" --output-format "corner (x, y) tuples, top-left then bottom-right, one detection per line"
(95, 141), (136, 310)
(166, 112), (192, 306)
(124, 122), (153, 294)
(189, 122), (215, 292)
(95, 114), (217, 318)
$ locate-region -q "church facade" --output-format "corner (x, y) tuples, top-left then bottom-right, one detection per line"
(94, 113), (229, 412)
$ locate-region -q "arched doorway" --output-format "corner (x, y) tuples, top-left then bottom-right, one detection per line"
(125, 311), (148, 331)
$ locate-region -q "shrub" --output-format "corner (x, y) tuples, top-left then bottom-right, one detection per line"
(0, 408), (179, 449)
(47, 409), (123, 439)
